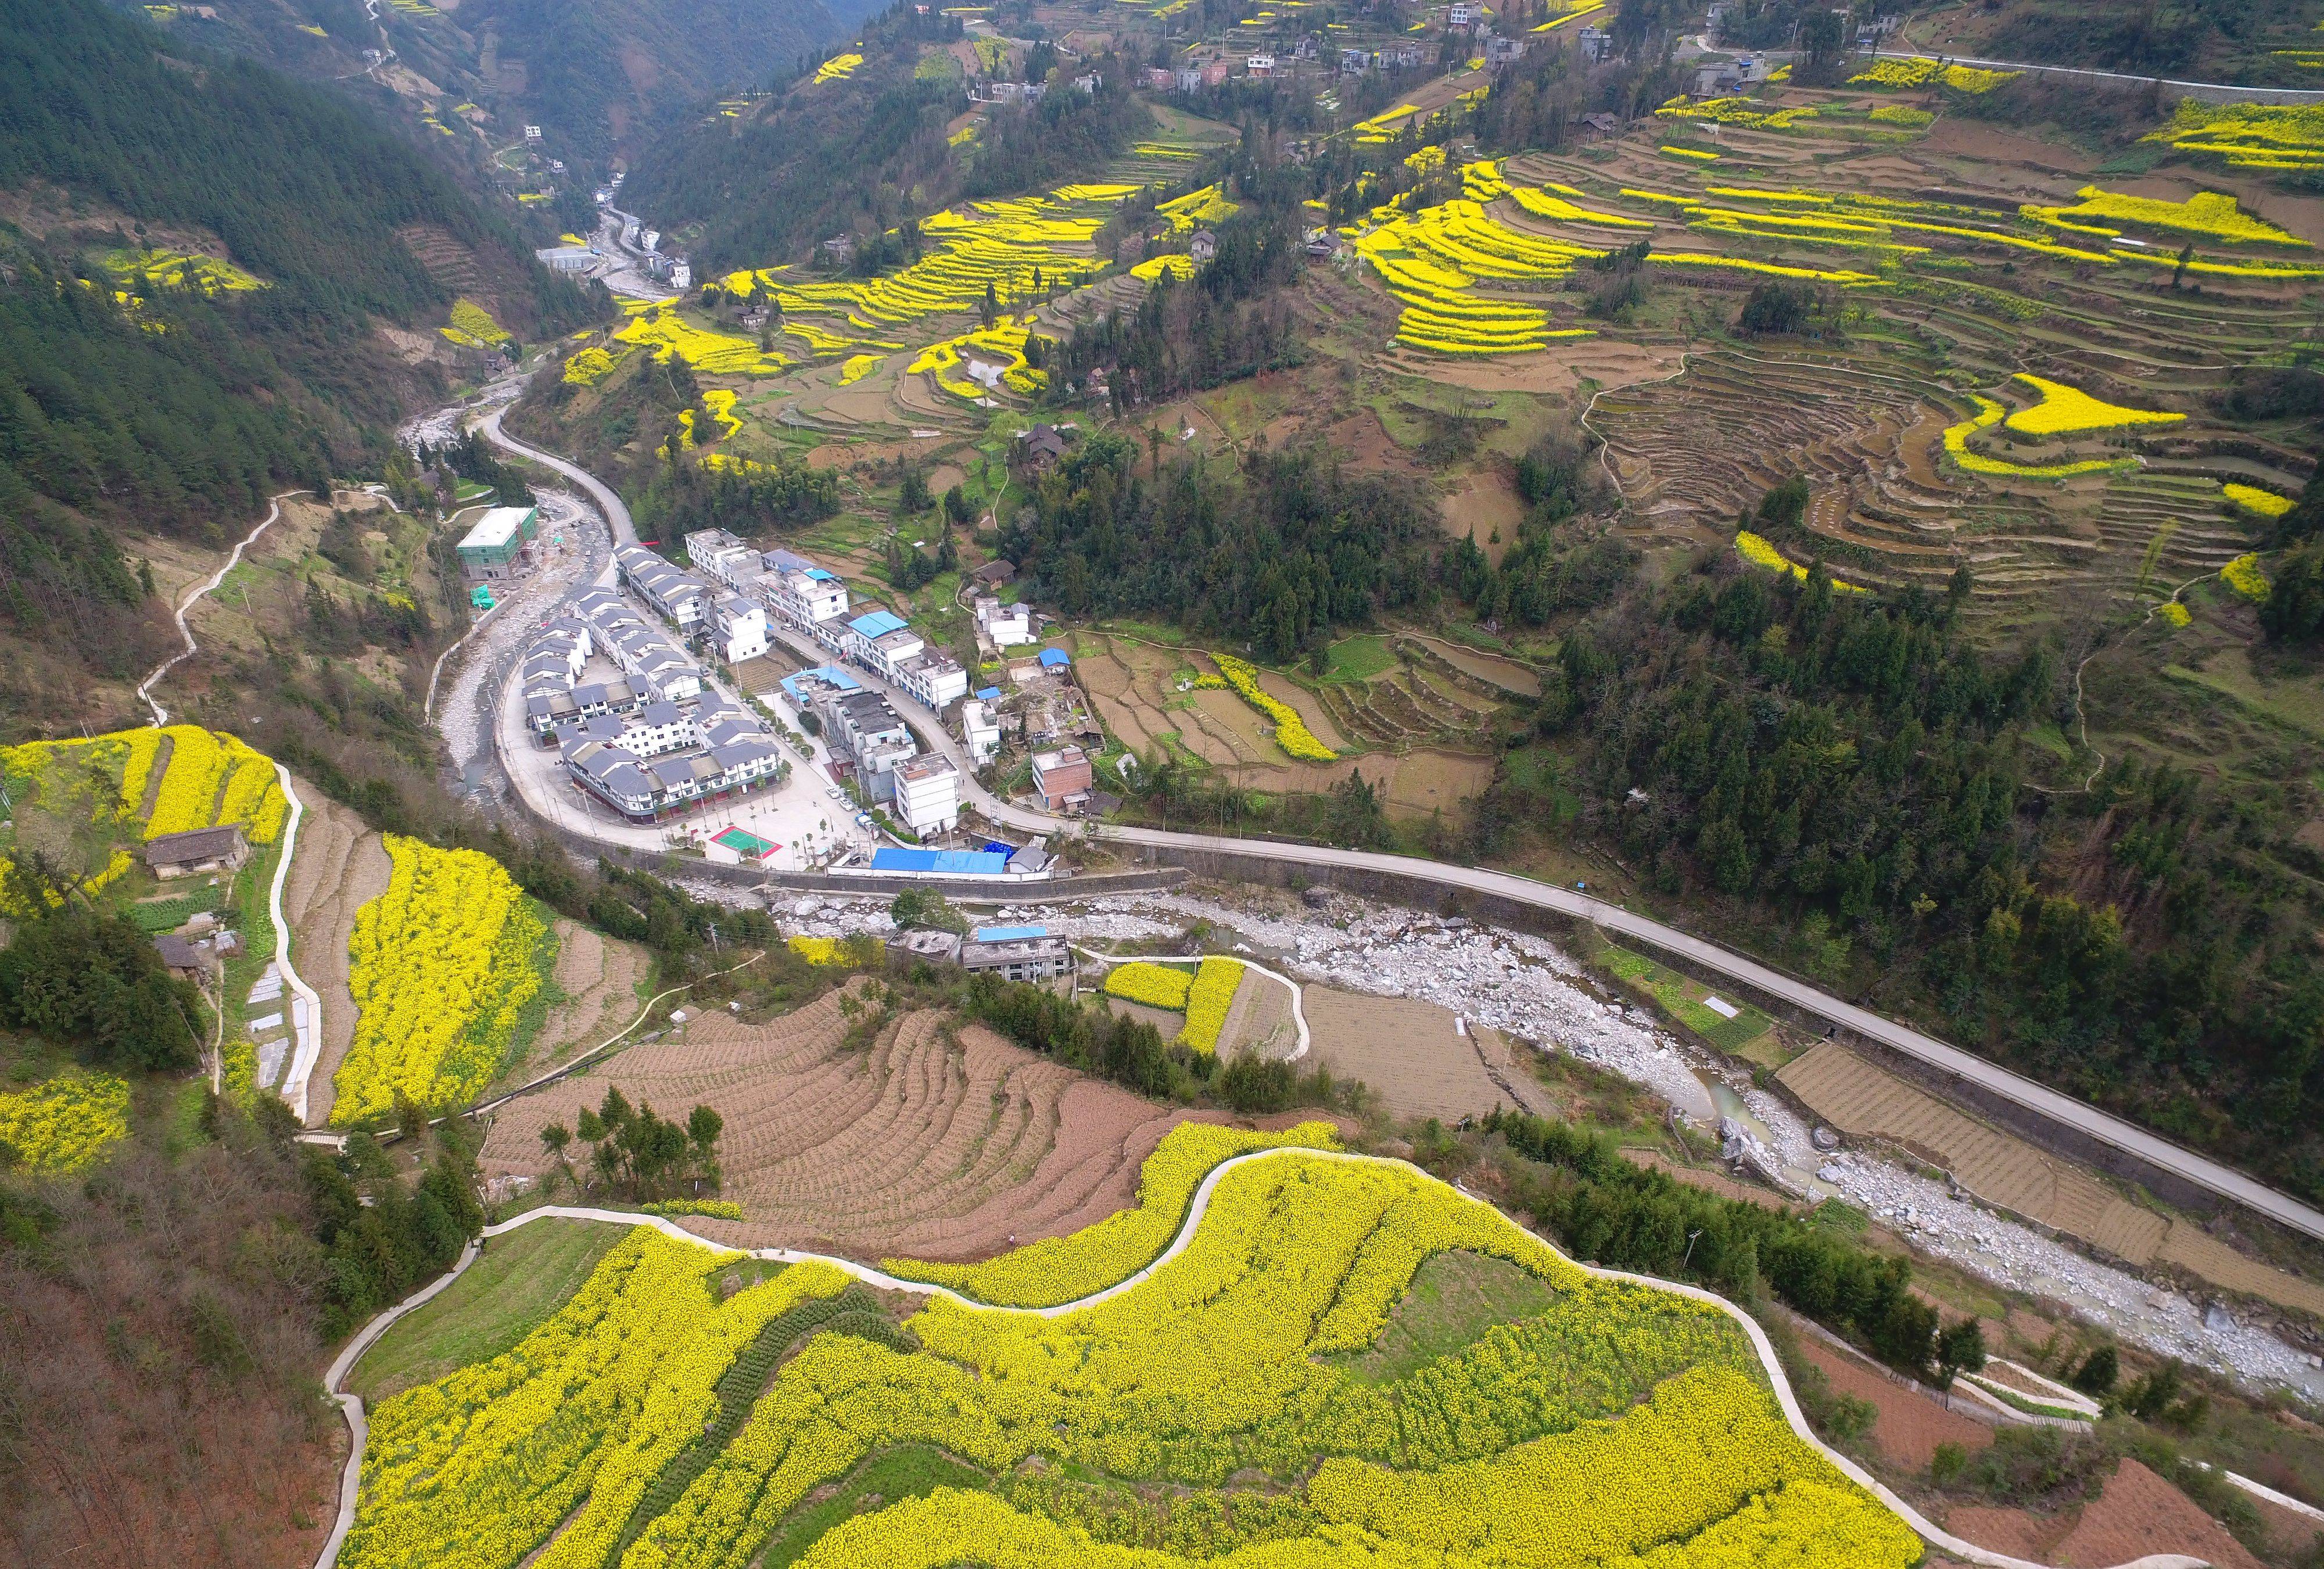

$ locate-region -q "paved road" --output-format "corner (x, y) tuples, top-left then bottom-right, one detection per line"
(485, 431), (2324, 1248)
(1867, 47), (2324, 104)
(480, 404), (639, 549)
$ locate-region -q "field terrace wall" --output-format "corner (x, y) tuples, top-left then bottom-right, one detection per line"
(1120, 840), (2311, 1246)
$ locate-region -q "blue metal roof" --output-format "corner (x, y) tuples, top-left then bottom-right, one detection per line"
(869, 847), (1011, 875)
(849, 610), (908, 639)
(1037, 647), (1072, 667)
(777, 664), (861, 699)
(973, 925), (1048, 942)
(805, 567), (836, 581)
(975, 686), (1002, 701)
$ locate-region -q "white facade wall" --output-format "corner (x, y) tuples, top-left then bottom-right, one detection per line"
(894, 757), (961, 834)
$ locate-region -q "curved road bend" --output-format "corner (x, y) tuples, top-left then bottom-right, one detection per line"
(481, 424), (2324, 1248)
(479, 404), (639, 550)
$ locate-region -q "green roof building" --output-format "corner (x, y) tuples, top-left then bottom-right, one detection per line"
(456, 504), (539, 581)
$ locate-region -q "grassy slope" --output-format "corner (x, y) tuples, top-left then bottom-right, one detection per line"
(1333, 1249), (1562, 1385)
(349, 1217), (622, 1400)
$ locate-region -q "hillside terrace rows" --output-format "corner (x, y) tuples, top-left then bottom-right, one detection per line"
(476, 984), (1226, 1260)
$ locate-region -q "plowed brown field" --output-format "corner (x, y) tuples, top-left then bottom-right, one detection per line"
(479, 988), (1260, 1259)
(278, 782), (390, 1127)
(1777, 1043), (2324, 1320)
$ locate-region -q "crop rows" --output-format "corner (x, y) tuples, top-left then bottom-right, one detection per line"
(332, 835), (553, 1126)
(347, 1151), (1909, 1569)
(480, 991), (1200, 1260)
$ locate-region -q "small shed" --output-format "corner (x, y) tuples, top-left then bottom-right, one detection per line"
(152, 933), (208, 977)
(144, 825), (250, 881)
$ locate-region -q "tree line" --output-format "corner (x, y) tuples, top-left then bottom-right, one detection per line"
(1000, 437), (1444, 664)
(1468, 1108), (1986, 1387)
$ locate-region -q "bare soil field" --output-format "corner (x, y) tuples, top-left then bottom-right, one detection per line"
(1441, 471), (1527, 563)
(1219, 968), (1295, 1061)
(1921, 117), (2099, 175)
(1796, 1335), (1992, 1472)
(1302, 986), (1504, 1120)
(1251, 667), (1351, 754)
(1778, 1043), (2324, 1318)
(2051, 1460), (2267, 1569)
(1100, 997), (1185, 1038)
(278, 782), (391, 1127)
(479, 988), (1267, 1260)
(1233, 751), (1498, 815)
(497, 920), (652, 1089)
(1405, 634), (1541, 696)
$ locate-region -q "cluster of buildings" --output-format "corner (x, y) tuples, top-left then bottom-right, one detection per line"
(888, 922), (1076, 983)
(528, 522), (1061, 837)
(518, 583), (786, 822)
(777, 665), (963, 836)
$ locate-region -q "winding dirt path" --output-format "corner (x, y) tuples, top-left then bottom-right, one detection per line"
(137, 489), (305, 726)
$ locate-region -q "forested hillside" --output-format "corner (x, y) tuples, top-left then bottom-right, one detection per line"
(131, 0), (839, 172)
(1475, 539), (2324, 1201)
(0, 0), (597, 737)
(623, 9), (1145, 270)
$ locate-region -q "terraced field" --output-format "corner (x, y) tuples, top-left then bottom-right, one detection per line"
(1315, 80), (2321, 624)
(1072, 631), (1514, 811)
(478, 986), (1247, 1259)
(1778, 1042), (2324, 1319)
(276, 786), (391, 1127)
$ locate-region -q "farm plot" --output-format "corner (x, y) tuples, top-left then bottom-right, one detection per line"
(1777, 1043), (2324, 1319)
(340, 1150), (1916, 1569)
(1303, 985), (1507, 1120)
(1475, 116), (2317, 617)
(479, 988), (1243, 1260)
(506, 921), (654, 1089)
(276, 786), (392, 1125)
(331, 836), (557, 1127)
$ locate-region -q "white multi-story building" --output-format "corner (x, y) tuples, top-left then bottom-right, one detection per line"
(685, 528), (764, 591)
(893, 753), (961, 835)
(559, 697), (784, 822)
(761, 549), (851, 634)
(711, 594), (769, 664)
(841, 610), (913, 672)
(819, 689), (919, 801)
(572, 588), (703, 701)
(973, 594), (1032, 648)
(960, 697), (1002, 764)
(620, 700), (697, 757)
(896, 651), (967, 711)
